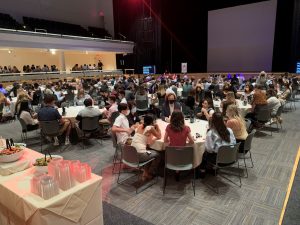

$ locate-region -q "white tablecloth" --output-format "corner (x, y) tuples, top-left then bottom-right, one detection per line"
(0, 148), (41, 176)
(58, 106), (106, 119)
(150, 119), (208, 168)
(213, 99), (251, 117)
(0, 149), (103, 225)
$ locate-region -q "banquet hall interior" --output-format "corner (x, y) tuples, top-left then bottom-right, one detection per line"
(0, 0), (299, 225)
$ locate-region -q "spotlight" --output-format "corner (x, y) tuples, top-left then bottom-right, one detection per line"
(50, 49), (56, 55)
(8, 50), (12, 54)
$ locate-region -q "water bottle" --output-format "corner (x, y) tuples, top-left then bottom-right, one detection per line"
(62, 107), (66, 116)
(190, 111), (195, 123)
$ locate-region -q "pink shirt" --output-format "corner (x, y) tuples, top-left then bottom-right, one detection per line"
(166, 125), (191, 146)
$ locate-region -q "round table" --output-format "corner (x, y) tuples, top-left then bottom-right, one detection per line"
(213, 99), (251, 117)
(57, 106), (106, 118)
(149, 119), (208, 168)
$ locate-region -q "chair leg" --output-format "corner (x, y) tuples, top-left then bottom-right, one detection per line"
(237, 161), (242, 188)
(249, 151), (254, 168)
(243, 157), (248, 178)
(40, 132), (43, 153)
(193, 168), (196, 196)
(112, 147), (119, 174)
(117, 161), (123, 184)
(163, 167), (167, 195)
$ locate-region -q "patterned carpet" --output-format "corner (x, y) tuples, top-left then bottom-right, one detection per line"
(1, 101), (299, 225)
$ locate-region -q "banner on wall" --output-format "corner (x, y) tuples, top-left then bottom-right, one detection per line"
(181, 63), (187, 73)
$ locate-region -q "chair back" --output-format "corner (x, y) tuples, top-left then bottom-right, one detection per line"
(82, 116), (100, 132)
(111, 131), (118, 148)
(110, 111), (120, 125)
(245, 119), (251, 132)
(244, 131), (255, 152)
(40, 120), (60, 137)
(122, 145), (139, 166)
(18, 117), (28, 132)
(256, 106), (271, 123)
(165, 146), (194, 171)
(0, 103), (4, 115)
(216, 143), (240, 165)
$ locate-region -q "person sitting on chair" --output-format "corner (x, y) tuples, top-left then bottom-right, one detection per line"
(161, 93), (181, 122)
(76, 98), (102, 129)
(38, 94), (71, 146)
(19, 101), (39, 131)
(199, 112), (236, 177)
(131, 114), (161, 180)
(112, 103), (136, 144)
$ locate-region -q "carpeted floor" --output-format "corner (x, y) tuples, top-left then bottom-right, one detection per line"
(1, 101), (300, 225)
(103, 201), (154, 225)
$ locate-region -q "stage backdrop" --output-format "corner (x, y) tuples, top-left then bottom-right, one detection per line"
(207, 0), (277, 72)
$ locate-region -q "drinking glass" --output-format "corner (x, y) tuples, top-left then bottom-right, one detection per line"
(58, 160), (74, 190)
(39, 175), (59, 200)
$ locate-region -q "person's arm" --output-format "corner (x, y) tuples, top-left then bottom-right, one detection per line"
(149, 124), (161, 139)
(163, 130), (169, 144)
(111, 125), (132, 134)
(187, 132), (194, 144)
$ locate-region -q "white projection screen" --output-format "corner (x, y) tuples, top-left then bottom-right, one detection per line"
(207, 0), (277, 72)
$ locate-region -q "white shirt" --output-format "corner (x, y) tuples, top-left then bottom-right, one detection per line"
(20, 111), (39, 126)
(113, 113), (130, 144)
(120, 97), (127, 104)
(108, 103), (118, 118)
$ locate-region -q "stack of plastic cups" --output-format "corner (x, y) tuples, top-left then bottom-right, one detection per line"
(48, 158), (63, 181)
(30, 174), (59, 200)
(72, 162), (92, 183)
(39, 175), (59, 200)
(58, 160), (75, 190)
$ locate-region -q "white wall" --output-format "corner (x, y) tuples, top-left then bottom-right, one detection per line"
(0, 0), (114, 36)
(207, 0), (277, 72)
(0, 50), (116, 72)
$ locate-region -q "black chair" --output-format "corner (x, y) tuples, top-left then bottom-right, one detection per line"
(255, 106), (273, 135)
(164, 146), (195, 196)
(117, 145), (157, 194)
(81, 116), (101, 148)
(111, 132), (122, 174)
(39, 120), (60, 153)
(18, 118), (39, 142)
(238, 131), (255, 178)
(207, 143), (241, 193)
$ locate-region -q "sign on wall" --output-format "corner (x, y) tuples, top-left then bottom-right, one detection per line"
(181, 62), (187, 73)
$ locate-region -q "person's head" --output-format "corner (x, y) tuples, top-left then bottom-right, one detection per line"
(166, 93), (176, 104)
(226, 104), (240, 119)
(84, 98), (93, 107)
(170, 111), (185, 132)
(195, 85), (202, 92)
(226, 91), (235, 102)
(108, 95), (116, 104)
(118, 103), (129, 115)
(119, 90), (125, 99)
(267, 89), (277, 98)
(211, 112), (230, 142)
(44, 94), (56, 105)
(18, 101), (30, 116)
(255, 84), (262, 91)
(202, 98), (213, 109)
(244, 84), (253, 93)
(284, 83), (290, 90)
(33, 83), (39, 89)
(143, 114), (154, 128)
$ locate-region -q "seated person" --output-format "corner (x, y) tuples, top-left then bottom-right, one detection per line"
(38, 94), (71, 146)
(74, 89), (91, 106)
(245, 85), (268, 124)
(118, 90), (127, 104)
(131, 114), (161, 180)
(106, 95), (118, 120)
(111, 103), (136, 144)
(267, 89), (282, 118)
(164, 111), (194, 181)
(18, 101), (39, 131)
(164, 111), (194, 146)
(225, 105), (248, 153)
(185, 89), (196, 111)
(161, 93), (181, 122)
(199, 112), (236, 175)
(220, 91), (236, 116)
(241, 84), (254, 102)
(278, 83), (291, 104)
(196, 98), (215, 121)
(75, 98), (102, 129)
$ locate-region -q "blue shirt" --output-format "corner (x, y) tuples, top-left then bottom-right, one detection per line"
(38, 105), (61, 121)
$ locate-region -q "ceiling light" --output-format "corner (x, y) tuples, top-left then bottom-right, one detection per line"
(8, 50), (12, 54)
(50, 49), (56, 55)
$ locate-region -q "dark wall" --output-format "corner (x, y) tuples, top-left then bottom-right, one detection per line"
(113, 0), (299, 73)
